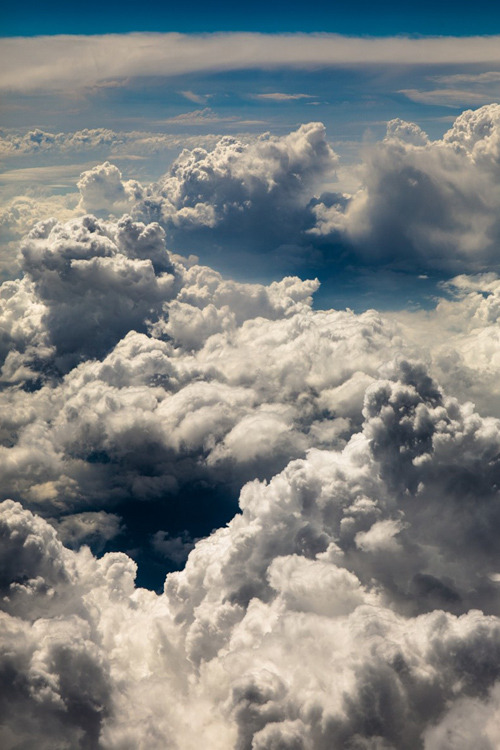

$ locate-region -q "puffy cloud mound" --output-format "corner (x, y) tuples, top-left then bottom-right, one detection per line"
(134, 122), (337, 262)
(2, 359), (500, 747)
(77, 162), (144, 215)
(0, 213), (176, 379)
(56, 106), (500, 275)
(0, 208), (406, 516)
(3, 191), (500, 541)
(311, 103), (500, 272)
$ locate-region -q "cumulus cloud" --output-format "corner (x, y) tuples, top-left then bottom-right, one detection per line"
(0, 193), (80, 279)
(0, 211), (396, 515)
(3, 108), (500, 747)
(0, 127), (224, 159)
(3, 357), (500, 747)
(41, 105), (500, 277)
(311, 103), (500, 273)
(8, 106), (500, 281)
(134, 122), (336, 265)
(2, 202), (419, 519)
(77, 162), (143, 215)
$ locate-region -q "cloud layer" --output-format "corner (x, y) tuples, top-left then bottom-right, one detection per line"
(3, 106), (500, 747)
(3, 33), (500, 92)
(25, 104), (500, 276)
(3, 357), (500, 747)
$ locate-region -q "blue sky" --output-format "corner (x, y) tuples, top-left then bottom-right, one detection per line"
(4, 0), (500, 36)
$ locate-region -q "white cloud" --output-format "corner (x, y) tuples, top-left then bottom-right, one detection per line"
(2, 208), (401, 511)
(158, 107), (264, 126)
(434, 71), (500, 85)
(0, 128), (226, 160)
(77, 161), (143, 214)
(3, 354), (500, 746)
(135, 121), (337, 262)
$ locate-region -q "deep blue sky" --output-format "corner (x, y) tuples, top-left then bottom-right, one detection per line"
(3, 0), (500, 37)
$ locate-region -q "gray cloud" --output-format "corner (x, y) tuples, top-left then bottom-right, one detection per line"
(0, 208), (398, 513)
(59, 106), (500, 277)
(135, 122), (336, 265)
(7, 106), (500, 281)
(311, 103), (500, 273)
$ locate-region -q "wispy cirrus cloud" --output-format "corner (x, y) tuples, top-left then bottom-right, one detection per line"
(400, 87), (498, 106)
(400, 69), (500, 107)
(252, 92), (314, 101)
(157, 107), (264, 126)
(179, 90), (211, 104)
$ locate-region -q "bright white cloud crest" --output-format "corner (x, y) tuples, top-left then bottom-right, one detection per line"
(3, 106), (500, 748)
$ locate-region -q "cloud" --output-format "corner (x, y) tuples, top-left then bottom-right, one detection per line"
(50, 511), (124, 552)
(7, 106), (500, 282)
(399, 71), (500, 108)
(1, 206), (399, 513)
(3, 356), (500, 746)
(77, 161), (144, 214)
(253, 93), (314, 101)
(158, 107), (264, 126)
(399, 88), (497, 106)
(4, 118), (500, 527)
(311, 103), (500, 273)
(36, 105), (500, 279)
(434, 71), (500, 85)
(179, 90), (211, 105)
(2, 33), (500, 92)
(3, 107), (500, 746)
(134, 121), (337, 265)
(0, 128), (230, 163)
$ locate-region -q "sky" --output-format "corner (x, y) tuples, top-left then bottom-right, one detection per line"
(3, 5), (500, 750)
(3, 0), (500, 36)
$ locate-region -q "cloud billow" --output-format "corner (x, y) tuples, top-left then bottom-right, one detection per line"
(131, 122), (336, 271)
(312, 104), (500, 273)
(67, 105), (500, 277)
(2, 358), (500, 747)
(3, 105), (500, 747)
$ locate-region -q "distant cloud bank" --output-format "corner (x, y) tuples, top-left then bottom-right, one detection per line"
(2, 32), (500, 92)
